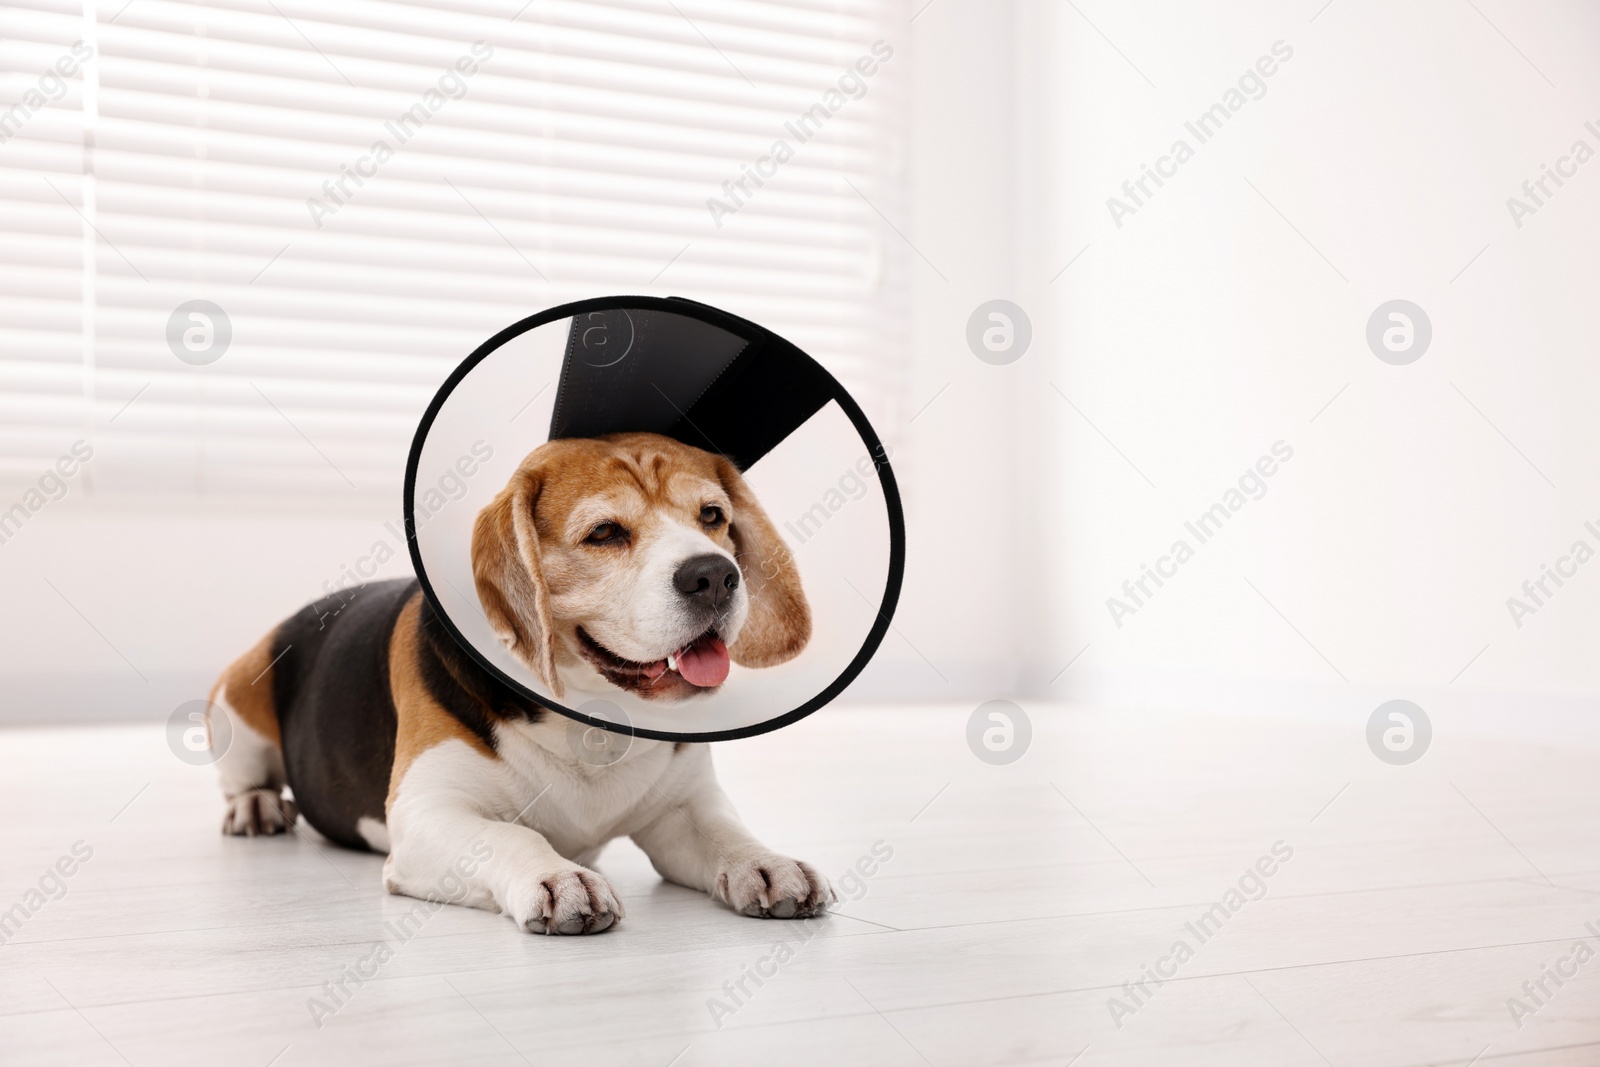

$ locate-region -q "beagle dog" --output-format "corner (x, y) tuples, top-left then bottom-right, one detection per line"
(207, 432), (831, 934)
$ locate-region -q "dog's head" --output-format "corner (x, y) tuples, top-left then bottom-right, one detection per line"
(471, 432), (810, 702)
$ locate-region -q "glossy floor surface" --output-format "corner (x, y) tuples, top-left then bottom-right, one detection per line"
(2, 703), (1597, 1065)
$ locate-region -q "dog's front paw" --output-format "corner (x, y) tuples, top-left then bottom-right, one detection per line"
(512, 867), (624, 935)
(715, 853), (833, 919)
(221, 789), (298, 836)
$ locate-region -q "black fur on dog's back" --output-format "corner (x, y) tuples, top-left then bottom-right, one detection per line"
(268, 577), (545, 851)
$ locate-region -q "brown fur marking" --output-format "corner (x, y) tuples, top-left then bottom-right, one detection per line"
(387, 592), (498, 810)
(473, 470), (560, 695)
(713, 454), (812, 667)
(209, 629), (281, 746)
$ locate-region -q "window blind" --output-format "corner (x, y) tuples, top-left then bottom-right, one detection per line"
(0, 0), (910, 498)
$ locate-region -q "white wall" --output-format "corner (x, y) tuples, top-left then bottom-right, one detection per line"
(1032, 0), (1600, 738)
(876, 0), (1052, 699)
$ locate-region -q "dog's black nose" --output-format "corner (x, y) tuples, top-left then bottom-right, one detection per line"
(674, 554), (740, 610)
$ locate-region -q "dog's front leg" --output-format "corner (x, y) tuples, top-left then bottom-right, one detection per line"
(385, 598), (620, 934)
(385, 784), (623, 936)
(631, 750), (833, 919)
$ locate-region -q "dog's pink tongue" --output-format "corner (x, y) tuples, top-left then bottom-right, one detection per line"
(677, 635), (729, 687)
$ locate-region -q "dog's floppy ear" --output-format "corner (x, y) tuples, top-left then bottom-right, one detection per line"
(471, 466), (562, 697)
(715, 456), (811, 668)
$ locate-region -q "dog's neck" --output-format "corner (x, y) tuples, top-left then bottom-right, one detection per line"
(415, 593), (548, 744)
(414, 592), (673, 771)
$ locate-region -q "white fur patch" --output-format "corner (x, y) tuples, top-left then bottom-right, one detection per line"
(380, 711), (827, 934)
(210, 688), (286, 797)
(357, 816), (391, 854)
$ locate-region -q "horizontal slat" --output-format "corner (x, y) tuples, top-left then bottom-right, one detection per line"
(0, 328), (82, 359)
(88, 99), (886, 190)
(92, 36), (891, 131)
(0, 277), (82, 316)
(0, 8), (82, 49)
(0, 0), (79, 17)
(104, 0), (883, 90)
(83, 175), (881, 255)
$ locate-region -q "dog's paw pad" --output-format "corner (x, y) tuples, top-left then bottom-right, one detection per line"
(221, 789), (298, 836)
(716, 855), (833, 919)
(519, 868), (623, 935)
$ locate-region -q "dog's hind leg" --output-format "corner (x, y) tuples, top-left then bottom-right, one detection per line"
(210, 632), (298, 836)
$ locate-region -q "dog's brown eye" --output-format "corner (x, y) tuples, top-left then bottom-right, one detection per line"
(585, 522), (626, 545)
(700, 505), (725, 528)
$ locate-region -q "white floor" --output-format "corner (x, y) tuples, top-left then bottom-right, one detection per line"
(2, 702), (1598, 1066)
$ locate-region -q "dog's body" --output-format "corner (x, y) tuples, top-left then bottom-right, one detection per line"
(208, 433), (830, 934)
